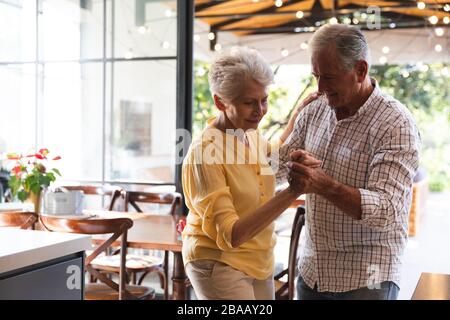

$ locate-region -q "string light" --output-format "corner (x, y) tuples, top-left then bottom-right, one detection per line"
(281, 48), (289, 57)
(352, 18), (359, 24)
(137, 26), (146, 34)
(197, 67), (206, 77)
(275, 0), (283, 8)
(296, 11), (304, 19)
(329, 17), (338, 24)
(300, 42), (308, 50)
(441, 67), (449, 76)
(162, 41), (170, 49)
(443, 17), (450, 24)
(208, 32), (215, 40)
(214, 43), (222, 51)
(417, 2), (425, 10)
(389, 22), (396, 28)
(382, 46), (390, 54)
(193, 34), (200, 42)
(402, 71), (410, 78)
(294, 27), (302, 32)
(435, 28), (444, 37)
(420, 64), (429, 72)
(429, 16), (438, 25)
(434, 44), (442, 52)
(165, 9), (173, 17)
(379, 56), (387, 64)
(343, 17), (352, 24)
(252, 0), (260, 2)
(124, 49), (133, 59)
(444, 4), (450, 12)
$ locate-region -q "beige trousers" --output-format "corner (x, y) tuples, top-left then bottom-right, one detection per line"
(185, 259), (274, 300)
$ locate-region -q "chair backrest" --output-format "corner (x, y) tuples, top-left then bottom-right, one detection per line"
(275, 205), (305, 300)
(60, 185), (124, 211)
(39, 215), (133, 300)
(0, 211), (37, 229)
(124, 191), (182, 216)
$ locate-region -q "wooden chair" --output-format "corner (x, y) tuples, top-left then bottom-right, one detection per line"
(39, 214), (155, 300)
(274, 205), (306, 300)
(59, 185), (124, 211)
(0, 211), (37, 229)
(92, 191), (182, 299)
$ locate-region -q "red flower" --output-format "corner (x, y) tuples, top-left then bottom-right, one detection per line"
(39, 148), (49, 156)
(12, 166), (22, 176)
(35, 153), (45, 160)
(52, 156), (61, 161)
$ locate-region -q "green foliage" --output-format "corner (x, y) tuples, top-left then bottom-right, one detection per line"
(371, 63), (450, 191)
(6, 149), (62, 201)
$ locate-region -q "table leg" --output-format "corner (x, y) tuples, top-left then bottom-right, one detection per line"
(171, 251), (187, 300)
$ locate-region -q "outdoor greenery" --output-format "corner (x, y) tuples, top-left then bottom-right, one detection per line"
(193, 60), (450, 191)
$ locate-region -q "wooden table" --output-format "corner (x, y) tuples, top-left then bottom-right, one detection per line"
(85, 210), (186, 300)
(412, 273), (450, 300)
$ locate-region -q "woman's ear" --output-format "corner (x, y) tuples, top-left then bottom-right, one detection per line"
(213, 94), (227, 111)
(354, 60), (368, 82)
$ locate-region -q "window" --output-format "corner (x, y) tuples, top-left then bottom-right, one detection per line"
(0, 0), (191, 187)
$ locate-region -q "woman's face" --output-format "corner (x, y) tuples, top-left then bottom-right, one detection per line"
(222, 79), (269, 131)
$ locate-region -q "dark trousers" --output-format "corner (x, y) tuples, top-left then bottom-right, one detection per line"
(297, 276), (399, 300)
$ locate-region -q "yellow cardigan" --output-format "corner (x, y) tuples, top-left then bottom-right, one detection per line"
(181, 121), (276, 280)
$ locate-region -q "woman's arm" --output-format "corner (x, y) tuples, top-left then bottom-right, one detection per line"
(279, 91), (320, 143)
(230, 152), (321, 248)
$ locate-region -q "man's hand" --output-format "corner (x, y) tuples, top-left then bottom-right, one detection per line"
(287, 149), (324, 193)
(287, 149), (363, 220)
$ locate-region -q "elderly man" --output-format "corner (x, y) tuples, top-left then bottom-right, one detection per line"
(277, 24), (421, 300)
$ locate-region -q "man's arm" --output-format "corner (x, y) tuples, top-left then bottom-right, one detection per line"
(288, 120), (421, 226)
(288, 161), (362, 219)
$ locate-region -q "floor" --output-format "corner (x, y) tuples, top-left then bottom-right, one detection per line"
(141, 192), (450, 300)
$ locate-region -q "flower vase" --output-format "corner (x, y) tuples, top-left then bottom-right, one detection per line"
(26, 191), (41, 214)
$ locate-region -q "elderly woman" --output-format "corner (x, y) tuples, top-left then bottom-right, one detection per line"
(181, 47), (319, 300)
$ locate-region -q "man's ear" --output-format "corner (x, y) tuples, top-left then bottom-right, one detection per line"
(354, 60), (369, 82)
(213, 94), (227, 111)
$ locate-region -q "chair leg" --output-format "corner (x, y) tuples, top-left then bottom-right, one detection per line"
(137, 271), (149, 285)
(131, 272), (137, 285)
(163, 251), (169, 299)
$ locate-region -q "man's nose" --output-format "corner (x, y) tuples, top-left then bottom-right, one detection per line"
(317, 77), (326, 93)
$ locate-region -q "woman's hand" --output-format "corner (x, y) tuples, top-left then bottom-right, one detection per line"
(280, 91), (321, 143)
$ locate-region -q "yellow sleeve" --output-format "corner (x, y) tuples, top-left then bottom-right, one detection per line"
(182, 160), (240, 251)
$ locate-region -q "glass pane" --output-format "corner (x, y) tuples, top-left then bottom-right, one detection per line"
(0, 0), (36, 62)
(38, 0), (103, 61)
(106, 60), (176, 183)
(39, 62), (103, 181)
(111, 0), (177, 59)
(0, 64), (36, 153)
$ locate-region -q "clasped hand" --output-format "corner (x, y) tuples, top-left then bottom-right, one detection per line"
(287, 150), (332, 195)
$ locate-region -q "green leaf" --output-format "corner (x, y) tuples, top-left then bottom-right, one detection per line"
(30, 183), (41, 195)
(52, 168), (62, 176)
(18, 190), (29, 202)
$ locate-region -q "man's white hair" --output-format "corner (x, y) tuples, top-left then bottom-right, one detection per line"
(208, 46), (274, 103)
(309, 24), (371, 71)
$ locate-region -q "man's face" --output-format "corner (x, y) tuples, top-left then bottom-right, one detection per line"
(311, 46), (359, 109)
(224, 79), (269, 131)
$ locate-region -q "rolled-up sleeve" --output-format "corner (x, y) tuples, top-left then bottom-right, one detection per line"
(183, 160), (240, 250)
(273, 111), (307, 185)
(359, 121), (421, 229)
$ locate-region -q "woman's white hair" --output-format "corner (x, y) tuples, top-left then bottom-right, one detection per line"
(208, 46), (274, 103)
(309, 24), (371, 71)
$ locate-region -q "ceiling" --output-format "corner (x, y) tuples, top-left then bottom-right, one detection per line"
(193, 0), (450, 64)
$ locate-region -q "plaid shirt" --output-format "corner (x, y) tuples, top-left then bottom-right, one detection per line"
(275, 80), (421, 292)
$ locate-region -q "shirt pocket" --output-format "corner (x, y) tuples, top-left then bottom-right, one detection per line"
(328, 147), (371, 188)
